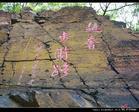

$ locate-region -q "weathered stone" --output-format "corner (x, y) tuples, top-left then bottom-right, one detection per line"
(0, 11), (11, 44)
(96, 88), (139, 108)
(34, 16), (46, 24)
(130, 89), (139, 102)
(0, 31), (8, 46)
(35, 90), (95, 108)
(0, 10), (11, 26)
(38, 10), (55, 18)
(20, 7), (36, 20)
(0, 6), (139, 107)
(11, 13), (21, 24)
(9, 90), (39, 107)
(0, 95), (20, 107)
(38, 7), (96, 24)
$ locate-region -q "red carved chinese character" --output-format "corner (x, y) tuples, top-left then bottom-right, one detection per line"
(60, 62), (69, 78)
(55, 47), (69, 60)
(86, 22), (102, 33)
(51, 63), (69, 78)
(59, 32), (69, 43)
(63, 47), (68, 60)
(87, 35), (95, 50)
(86, 22), (92, 32)
(121, 104), (128, 108)
(55, 48), (63, 60)
(51, 64), (61, 77)
(92, 23), (102, 32)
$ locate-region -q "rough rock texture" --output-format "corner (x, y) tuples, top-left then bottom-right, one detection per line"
(0, 7), (139, 108)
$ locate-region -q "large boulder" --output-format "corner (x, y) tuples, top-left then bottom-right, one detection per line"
(0, 6), (139, 107)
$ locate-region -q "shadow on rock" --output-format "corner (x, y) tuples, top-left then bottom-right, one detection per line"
(9, 90), (39, 107)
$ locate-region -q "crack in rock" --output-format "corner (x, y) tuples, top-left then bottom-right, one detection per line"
(5, 58), (56, 62)
(36, 22), (101, 107)
(0, 7), (139, 107)
(93, 14), (139, 105)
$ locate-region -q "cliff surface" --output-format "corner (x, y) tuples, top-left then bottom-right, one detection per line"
(0, 7), (139, 108)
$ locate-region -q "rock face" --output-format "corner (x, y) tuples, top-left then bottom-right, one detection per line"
(35, 90), (94, 107)
(9, 90), (39, 107)
(0, 6), (139, 107)
(0, 10), (11, 26)
(20, 7), (36, 20)
(111, 20), (126, 28)
(0, 11), (11, 45)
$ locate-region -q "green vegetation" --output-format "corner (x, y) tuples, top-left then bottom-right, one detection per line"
(0, 3), (138, 31)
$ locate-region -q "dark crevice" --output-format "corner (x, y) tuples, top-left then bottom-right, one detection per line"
(35, 38), (66, 88)
(37, 22), (91, 89)
(100, 33), (120, 74)
(122, 79), (139, 103)
(35, 21), (101, 106)
(113, 55), (139, 58)
(100, 31), (139, 104)
(62, 59), (90, 89)
(100, 33), (113, 55)
(35, 22), (91, 89)
(5, 58), (56, 62)
(79, 89), (101, 107)
(38, 25), (91, 89)
(0, 9), (138, 107)
(101, 33), (139, 104)
(0, 27), (11, 47)
(45, 30), (65, 48)
(0, 84), (91, 91)
(45, 45), (66, 88)
(0, 45), (10, 84)
(0, 38), (10, 47)
(0, 25), (11, 84)
(36, 22), (65, 47)
(93, 14), (139, 104)
(1, 83), (139, 91)
(107, 57), (120, 74)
